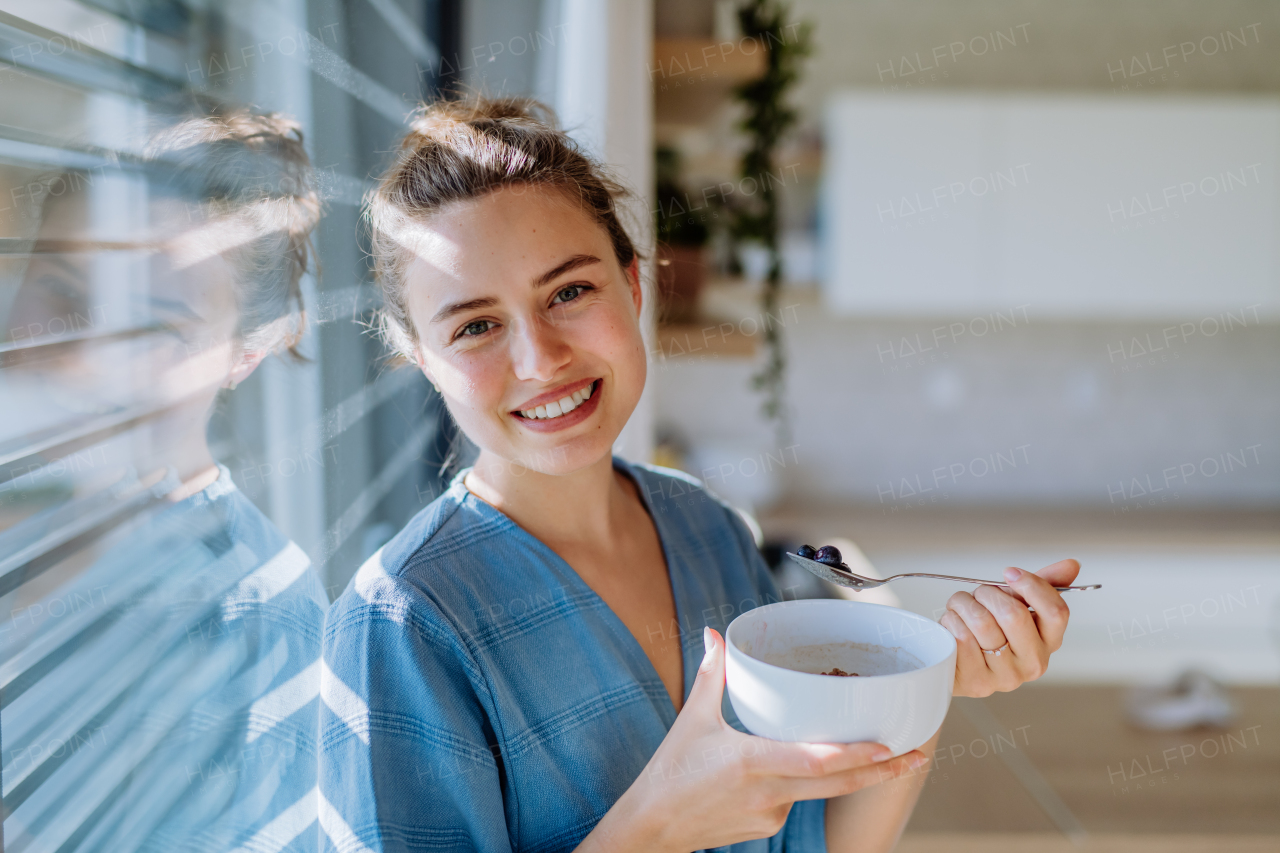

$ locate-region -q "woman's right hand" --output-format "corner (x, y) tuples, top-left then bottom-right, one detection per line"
(583, 627), (931, 853)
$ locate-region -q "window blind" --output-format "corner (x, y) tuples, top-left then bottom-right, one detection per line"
(0, 1), (454, 849)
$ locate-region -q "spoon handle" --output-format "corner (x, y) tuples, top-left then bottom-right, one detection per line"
(890, 571), (1101, 591)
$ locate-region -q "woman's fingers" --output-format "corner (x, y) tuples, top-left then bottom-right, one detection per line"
(729, 738), (926, 806)
(941, 609), (1009, 695)
(781, 749), (931, 802)
(945, 590), (1008, 652)
(1006, 563), (1076, 652)
(680, 627), (729, 725)
(938, 559), (1079, 698)
(745, 738), (891, 780)
(939, 610), (983, 661)
(971, 584), (1037, 648)
(990, 559), (1080, 607)
(791, 741), (893, 776)
(973, 583), (1049, 681)
(1033, 558), (1082, 588)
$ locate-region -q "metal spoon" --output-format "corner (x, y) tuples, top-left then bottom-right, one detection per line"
(786, 551), (1102, 593)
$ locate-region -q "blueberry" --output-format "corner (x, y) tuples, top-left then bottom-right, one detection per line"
(796, 544), (817, 560)
(814, 545), (843, 567)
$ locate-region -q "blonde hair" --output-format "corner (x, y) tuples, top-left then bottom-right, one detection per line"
(366, 96), (638, 364)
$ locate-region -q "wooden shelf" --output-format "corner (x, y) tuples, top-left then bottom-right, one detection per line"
(654, 320), (759, 360)
(651, 279), (819, 361)
(652, 37), (766, 87)
(653, 37), (766, 127)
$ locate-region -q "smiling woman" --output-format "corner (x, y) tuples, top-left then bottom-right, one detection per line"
(398, 183), (644, 470)
(360, 98), (646, 481)
(318, 97), (1073, 853)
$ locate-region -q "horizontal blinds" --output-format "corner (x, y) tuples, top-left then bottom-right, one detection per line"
(0, 2), (444, 850)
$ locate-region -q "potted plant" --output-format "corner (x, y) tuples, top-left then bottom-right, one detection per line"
(655, 144), (712, 324)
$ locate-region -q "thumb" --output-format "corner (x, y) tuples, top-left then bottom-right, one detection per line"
(1035, 558), (1081, 587)
(683, 627), (728, 718)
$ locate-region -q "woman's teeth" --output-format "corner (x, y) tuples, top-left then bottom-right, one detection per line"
(521, 381), (595, 420)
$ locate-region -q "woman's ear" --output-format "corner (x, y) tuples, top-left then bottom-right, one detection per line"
(224, 349), (267, 390)
(626, 256), (642, 316)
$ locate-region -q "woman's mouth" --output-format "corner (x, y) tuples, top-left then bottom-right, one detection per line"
(511, 379), (601, 431)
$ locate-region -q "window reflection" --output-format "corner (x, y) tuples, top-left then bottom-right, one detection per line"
(1, 102), (326, 851)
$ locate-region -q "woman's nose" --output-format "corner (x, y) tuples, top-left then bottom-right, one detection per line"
(510, 313), (572, 381)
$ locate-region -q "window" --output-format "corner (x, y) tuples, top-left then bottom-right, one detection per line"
(0, 1), (477, 848)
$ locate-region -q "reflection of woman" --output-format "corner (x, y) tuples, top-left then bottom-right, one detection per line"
(321, 98), (1081, 852)
(2, 105), (326, 850)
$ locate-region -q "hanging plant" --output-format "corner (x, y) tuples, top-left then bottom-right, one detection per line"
(730, 0), (812, 431)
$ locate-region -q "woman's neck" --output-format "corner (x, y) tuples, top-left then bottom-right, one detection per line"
(464, 450), (633, 551)
(137, 397), (221, 502)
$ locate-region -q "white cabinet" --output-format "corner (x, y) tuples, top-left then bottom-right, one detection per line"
(822, 92), (1280, 319)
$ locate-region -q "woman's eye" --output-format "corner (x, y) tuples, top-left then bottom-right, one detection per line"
(551, 284), (591, 305)
(458, 319), (494, 338)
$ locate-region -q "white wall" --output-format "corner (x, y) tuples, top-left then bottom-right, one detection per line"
(823, 92), (1280, 320)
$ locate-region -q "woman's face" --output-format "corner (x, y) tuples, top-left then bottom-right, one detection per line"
(403, 184), (646, 476)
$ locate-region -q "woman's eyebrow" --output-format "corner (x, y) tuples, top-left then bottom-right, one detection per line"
(431, 296), (498, 325)
(430, 254), (601, 325)
(534, 253), (601, 287)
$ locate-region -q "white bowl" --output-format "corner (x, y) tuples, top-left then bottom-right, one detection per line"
(725, 599), (957, 755)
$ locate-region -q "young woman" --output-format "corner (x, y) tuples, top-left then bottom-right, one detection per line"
(320, 97), (1080, 853)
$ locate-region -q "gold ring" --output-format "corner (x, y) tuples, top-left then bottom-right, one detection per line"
(982, 642), (1010, 656)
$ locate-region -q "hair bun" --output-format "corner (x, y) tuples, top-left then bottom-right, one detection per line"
(407, 96), (559, 138)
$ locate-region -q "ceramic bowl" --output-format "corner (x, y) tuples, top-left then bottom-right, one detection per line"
(725, 599), (957, 755)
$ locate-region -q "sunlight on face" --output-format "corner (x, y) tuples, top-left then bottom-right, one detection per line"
(403, 184), (646, 476)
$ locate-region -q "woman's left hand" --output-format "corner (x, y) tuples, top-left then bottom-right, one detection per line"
(941, 559), (1079, 698)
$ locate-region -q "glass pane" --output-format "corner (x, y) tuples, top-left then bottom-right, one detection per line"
(0, 1), (457, 849)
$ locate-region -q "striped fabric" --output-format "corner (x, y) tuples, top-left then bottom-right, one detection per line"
(320, 458), (826, 853)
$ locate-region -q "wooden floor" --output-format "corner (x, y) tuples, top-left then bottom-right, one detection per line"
(898, 685), (1279, 844)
